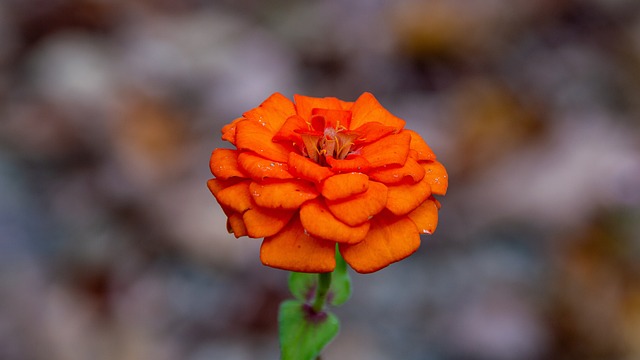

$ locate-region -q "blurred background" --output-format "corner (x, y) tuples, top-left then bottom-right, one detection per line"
(1, 0), (640, 359)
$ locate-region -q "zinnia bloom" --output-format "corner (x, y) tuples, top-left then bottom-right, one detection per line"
(208, 92), (447, 273)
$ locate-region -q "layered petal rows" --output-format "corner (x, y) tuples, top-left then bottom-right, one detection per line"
(208, 92), (448, 273)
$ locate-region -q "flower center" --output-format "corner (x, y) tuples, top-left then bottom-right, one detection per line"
(300, 109), (358, 165)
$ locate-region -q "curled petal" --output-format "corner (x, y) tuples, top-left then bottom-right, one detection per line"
(326, 155), (371, 173)
(212, 180), (253, 213)
(207, 178), (238, 197)
(321, 173), (369, 200)
(237, 152), (293, 180)
(288, 152), (333, 183)
(221, 117), (243, 144)
(300, 199), (370, 244)
(340, 213), (420, 274)
(235, 120), (295, 163)
(385, 176), (432, 216)
(272, 115), (307, 143)
(227, 212), (248, 238)
(406, 130), (436, 161)
(260, 217), (336, 273)
(294, 95), (343, 122)
(352, 122), (397, 145)
(407, 198), (439, 235)
(359, 132), (411, 168)
(242, 92), (296, 131)
(311, 108), (352, 130)
(326, 181), (388, 226)
(249, 179), (318, 209)
(243, 205), (295, 238)
(350, 92), (405, 130)
(210, 149), (245, 179)
(422, 160), (448, 195)
(368, 157), (425, 184)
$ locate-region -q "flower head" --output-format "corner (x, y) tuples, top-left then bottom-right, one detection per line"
(208, 93), (448, 273)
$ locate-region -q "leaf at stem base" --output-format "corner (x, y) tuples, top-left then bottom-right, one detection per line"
(278, 300), (339, 360)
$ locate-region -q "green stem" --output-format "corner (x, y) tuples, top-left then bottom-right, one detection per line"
(311, 272), (332, 313)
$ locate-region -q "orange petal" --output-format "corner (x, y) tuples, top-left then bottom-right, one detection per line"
(207, 178), (234, 197)
(352, 122), (397, 145)
(242, 92), (296, 132)
(243, 205), (295, 238)
(288, 152), (333, 183)
(407, 198), (439, 235)
(294, 95), (343, 121)
(359, 132), (411, 168)
(249, 179), (318, 209)
(320, 173), (369, 200)
(272, 115), (307, 143)
(237, 152), (294, 180)
(326, 181), (388, 226)
(213, 180), (253, 213)
(385, 176), (431, 216)
(368, 157), (425, 185)
(339, 213), (420, 274)
(311, 108), (352, 129)
(406, 129), (436, 161)
(350, 92), (405, 130)
(227, 212), (248, 238)
(221, 117), (243, 145)
(210, 149), (245, 179)
(326, 155), (371, 173)
(338, 99), (354, 110)
(300, 199), (370, 244)
(260, 217), (336, 273)
(422, 160), (448, 195)
(235, 119), (295, 163)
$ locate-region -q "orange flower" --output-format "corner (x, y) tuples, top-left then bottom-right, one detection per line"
(208, 93), (448, 274)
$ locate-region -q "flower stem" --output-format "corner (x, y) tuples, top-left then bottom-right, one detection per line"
(312, 272), (332, 313)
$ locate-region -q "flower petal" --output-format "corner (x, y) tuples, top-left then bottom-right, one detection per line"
(294, 95), (343, 121)
(300, 199), (370, 244)
(213, 180), (253, 213)
(260, 217), (336, 273)
(368, 157), (425, 184)
(237, 152), (294, 180)
(407, 198), (439, 235)
(249, 179), (318, 209)
(235, 119), (295, 163)
(352, 122), (398, 145)
(326, 181), (388, 226)
(210, 149), (245, 179)
(321, 173), (369, 200)
(221, 117), (243, 145)
(422, 160), (448, 195)
(339, 213), (420, 274)
(350, 92), (405, 130)
(406, 130), (436, 161)
(243, 205), (295, 238)
(272, 115), (307, 143)
(311, 108), (352, 130)
(359, 132), (411, 168)
(242, 92), (296, 132)
(326, 155), (371, 173)
(385, 176), (432, 216)
(288, 152), (333, 183)
(227, 212), (248, 238)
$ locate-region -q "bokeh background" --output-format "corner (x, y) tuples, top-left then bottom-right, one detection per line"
(1, 0), (640, 359)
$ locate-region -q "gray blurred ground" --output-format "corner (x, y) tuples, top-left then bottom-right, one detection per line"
(1, 0), (640, 359)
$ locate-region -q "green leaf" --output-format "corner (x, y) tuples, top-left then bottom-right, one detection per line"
(288, 272), (317, 303)
(288, 247), (352, 307)
(279, 299), (340, 360)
